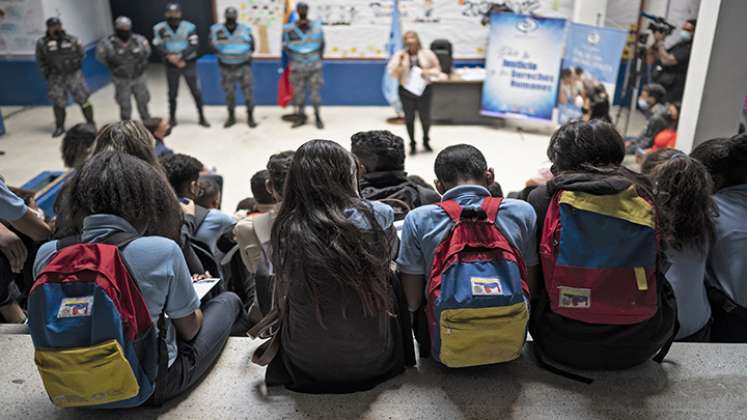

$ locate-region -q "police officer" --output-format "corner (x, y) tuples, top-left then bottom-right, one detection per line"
(152, 3), (210, 127)
(282, 2), (325, 129)
(96, 16), (152, 121)
(35, 17), (95, 137)
(210, 7), (258, 128)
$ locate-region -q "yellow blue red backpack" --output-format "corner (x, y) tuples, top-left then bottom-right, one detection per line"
(427, 197), (530, 367)
(27, 232), (166, 408)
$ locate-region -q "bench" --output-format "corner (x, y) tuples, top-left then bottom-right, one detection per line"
(1, 334), (745, 419)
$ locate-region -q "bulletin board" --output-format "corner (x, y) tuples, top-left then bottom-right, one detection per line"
(214, 0), (286, 57)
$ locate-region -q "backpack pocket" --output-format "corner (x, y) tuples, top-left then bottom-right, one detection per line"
(439, 302), (528, 368)
(34, 339), (139, 407)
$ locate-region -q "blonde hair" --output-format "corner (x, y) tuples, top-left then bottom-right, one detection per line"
(403, 31), (422, 51)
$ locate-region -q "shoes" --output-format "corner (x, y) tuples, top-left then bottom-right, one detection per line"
(224, 115), (236, 128)
(199, 117), (211, 128)
(315, 118), (324, 129)
(409, 142), (417, 155)
(291, 114), (307, 128)
(52, 126), (65, 138)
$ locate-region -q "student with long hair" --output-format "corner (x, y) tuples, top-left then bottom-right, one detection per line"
(254, 140), (408, 393)
(642, 150), (716, 341)
(34, 152), (244, 403)
(691, 134), (747, 342)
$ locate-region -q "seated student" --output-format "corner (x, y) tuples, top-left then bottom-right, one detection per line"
(234, 152), (294, 317)
(351, 130), (440, 219)
(397, 144), (539, 356)
(161, 154), (236, 256)
(527, 120), (677, 372)
(642, 150), (716, 341)
(691, 134), (747, 342)
(638, 103), (680, 161)
(250, 169), (277, 215)
(60, 123), (97, 170)
(626, 83), (670, 154)
(195, 177), (221, 210)
(234, 197), (257, 219)
(582, 83), (612, 123)
(252, 140), (408, 393)
(143, 117), (174, 158)
(0, 178), (51, 323)
(34, 152), (244, 404)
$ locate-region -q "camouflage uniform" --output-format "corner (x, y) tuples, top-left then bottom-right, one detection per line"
(220, 64), (254, 109)
(96, 33), (152, 120)
(283, 20), (325, 122)
(289, 61), (323, 107)
(35, 31), (94, 133)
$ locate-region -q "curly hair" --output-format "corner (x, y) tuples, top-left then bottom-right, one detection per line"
(61, 123), (96, 169)
(548, 120), (625, 174)
(93, 120), (159, 168)
(350, 130), (405, 173)
(64, 151), (182, 240)
(650, 153), (716, 252)
(266, 150), (295, 198)
(160, 153), (204, 197)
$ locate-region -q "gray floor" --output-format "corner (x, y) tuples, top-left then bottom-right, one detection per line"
(1, 334), (746, 419)
(0, 67), (646, 211)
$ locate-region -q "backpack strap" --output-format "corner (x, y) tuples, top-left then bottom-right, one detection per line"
(56, 234), (82, 251)
(653, 319), (679, 363)
(194, 206), (211, 232)
(436, 200), (462, 222)
(480, 196), (503, 223)
(99, 231), (139, 249)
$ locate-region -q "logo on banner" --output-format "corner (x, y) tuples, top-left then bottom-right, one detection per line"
(516, 18), (538, 34)
(586, 32), (601, 46)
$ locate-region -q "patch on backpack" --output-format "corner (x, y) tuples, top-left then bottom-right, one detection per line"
(470, 277), (502, 296)
(558, 287), (591, 308)
(57, 296), (94, 318)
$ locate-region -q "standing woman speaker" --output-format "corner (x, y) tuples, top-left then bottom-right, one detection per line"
(387, 31), (443, 155)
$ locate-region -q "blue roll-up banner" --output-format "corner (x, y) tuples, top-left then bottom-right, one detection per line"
(558, 23), (628, 124)
(481, 13), (567, 121)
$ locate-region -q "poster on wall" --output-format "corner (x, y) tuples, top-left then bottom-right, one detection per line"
(557, 23), (627, 124)
(0, 0), (45, 55)
(306, 0), (392, 58)
(215, 0), (285, 57)
(481, 12), (566, 121)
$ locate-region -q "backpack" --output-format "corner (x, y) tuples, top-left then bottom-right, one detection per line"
(531, 185), (677, 381)
(427, 197), (529, 368)
(27, 232), (166, 408)
(361, 178), (439, 221)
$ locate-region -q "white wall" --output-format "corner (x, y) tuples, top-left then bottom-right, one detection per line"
(0, 0), (45, 55)
(40, 0), (112, 47)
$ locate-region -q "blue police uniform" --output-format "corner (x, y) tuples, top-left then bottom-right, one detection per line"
(210, 22), (256, 119)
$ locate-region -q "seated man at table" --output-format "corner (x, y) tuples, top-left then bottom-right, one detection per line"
(351, 130), (440, 220)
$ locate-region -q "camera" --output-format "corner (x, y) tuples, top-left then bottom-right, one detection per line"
(643, 14), (676, 36)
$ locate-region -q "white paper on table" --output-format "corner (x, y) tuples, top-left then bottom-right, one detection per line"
(193, 278), (220, 300)
(403, 66), (427, 96)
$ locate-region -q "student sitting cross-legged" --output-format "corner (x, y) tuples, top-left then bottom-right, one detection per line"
(691, 134), (747, 342)
(32, 152), (244, 405)
(250, 140), (411, 393)
(396, 144), (539, 366)
(526, 120), (677, 375)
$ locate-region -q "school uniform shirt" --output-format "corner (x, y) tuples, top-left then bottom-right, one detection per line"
(0, 179), (28, 221)
(396, 185), (539, 279)
(194, 209), (236, 255)
(665, 246), (711, 339)
(706, 184), (747, 307)
(33, 214), (201, 367)
(234, 207), (277, 274)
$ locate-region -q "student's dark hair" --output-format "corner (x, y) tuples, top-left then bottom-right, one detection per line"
(235, 197), (257, 213)
(651, 153), (716, 252)
(690, 134), (747, 190)
(434, 144), (488, 186)
(560, 68), (572, 79)
(586, 83), (611, 122)
(350, 130), (405, 173)
(250, 169), (275, 205)
(266, 150), (295, 198)
(195, 177), (221, 209)
(488, 182), (504, 197)
(271, 140), (392, 320)
(93, 120), (160, 168)
(547, 120), (625, 173)
(160, 153), (204, 196)
(142, 117), (163, 136)
(65, 151), (182, 240)
(643, 83), (667, 104)
(61, 123), (97, 169)
(641, 148), (683, 176)
(686, 18), (696, 28)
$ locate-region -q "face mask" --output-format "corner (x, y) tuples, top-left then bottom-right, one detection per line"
(680, 30), (693, 41)
(167, 17), (180, 26)
(226, 18), (237, 27)
(50, 30), (63, 39)
(574, 95), (584, 109)
(116, 30), (131, 41)
(638, 98), (650, 111)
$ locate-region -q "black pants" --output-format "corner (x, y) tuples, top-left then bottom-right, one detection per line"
(156, 291), (243, 403)
(710, 305), (747, 343)
(166, 61), (204, 118)
(399, 85), (432, 145)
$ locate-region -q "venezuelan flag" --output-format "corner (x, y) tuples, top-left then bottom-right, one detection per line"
(277, 0), (298, 107)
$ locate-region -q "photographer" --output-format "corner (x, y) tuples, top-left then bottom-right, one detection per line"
(650, 19), (696, 102)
